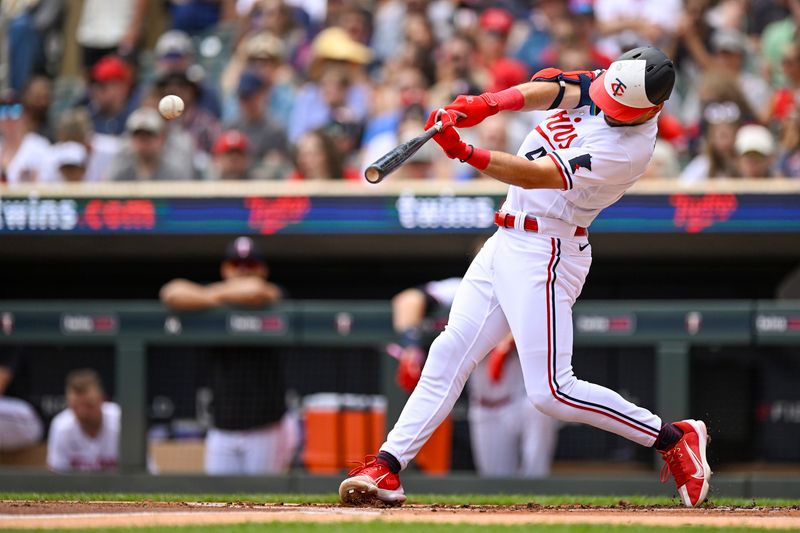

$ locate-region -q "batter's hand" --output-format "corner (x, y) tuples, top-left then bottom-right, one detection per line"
(425, 108), (470, 160)
(444, 94), (497, 128)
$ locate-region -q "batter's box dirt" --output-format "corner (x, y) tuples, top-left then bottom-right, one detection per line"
(0, 502), (799, 529)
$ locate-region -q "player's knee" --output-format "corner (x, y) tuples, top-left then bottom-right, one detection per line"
(528, 390), (560, 416)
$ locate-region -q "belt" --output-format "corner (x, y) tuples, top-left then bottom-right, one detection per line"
(494, 211), (587, 237)
(473, 395), (513, 409)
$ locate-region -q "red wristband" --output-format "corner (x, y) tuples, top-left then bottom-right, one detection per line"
(482, 87), (525, 112)
(462, 145), (491, 171)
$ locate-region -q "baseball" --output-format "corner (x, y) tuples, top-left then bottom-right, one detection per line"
(158, 95), (184, 119)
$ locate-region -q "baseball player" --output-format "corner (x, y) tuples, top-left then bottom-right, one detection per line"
(392, 277), (558, 477)
(47, 369), (120, 472)
(160, 236), (298, 475)
(341, 46), (711, 507)
(0, 352), (42, 452)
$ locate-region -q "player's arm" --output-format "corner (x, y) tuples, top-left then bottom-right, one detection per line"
(159, 279), (225, 311)
(442, 69), (595, 127)
(215, 277), (282, 307)
(46, 416), (71, 473)
(425, 111), (567, 190)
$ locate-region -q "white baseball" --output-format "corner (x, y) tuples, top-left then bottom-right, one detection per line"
(158, 95), (184, 119)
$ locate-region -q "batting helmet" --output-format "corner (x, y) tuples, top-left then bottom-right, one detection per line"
(589, 46), (675, 122)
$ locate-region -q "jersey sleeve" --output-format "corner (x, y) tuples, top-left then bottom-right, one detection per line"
(548, 146), (632, 191)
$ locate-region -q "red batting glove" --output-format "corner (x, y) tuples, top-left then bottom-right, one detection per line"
(443, 88), (525, 128)
(424, 109), (492, 170)
(395, 346), (425, 393)
(487, 338), (515, 384)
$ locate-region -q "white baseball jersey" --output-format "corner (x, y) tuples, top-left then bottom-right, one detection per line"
(504, 107), (657, 228)
(424, 278), (558, 477)
(47, 402), (120, 472)
(382, 98), (664, 471)
(0, 397), (42, 451)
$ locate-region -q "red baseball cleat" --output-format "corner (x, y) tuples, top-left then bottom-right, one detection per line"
(659, 419), (712, 507)
(339, 456), (406, 506)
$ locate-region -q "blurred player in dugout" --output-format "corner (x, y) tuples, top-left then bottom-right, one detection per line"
(47, 369), (120, 472)
(391, 245), (558, 477)
(160, 236), (298, 475)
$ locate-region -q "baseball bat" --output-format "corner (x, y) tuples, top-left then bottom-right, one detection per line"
(364, 121), (441, 184)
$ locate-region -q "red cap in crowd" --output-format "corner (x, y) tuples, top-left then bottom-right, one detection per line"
(213, 130), (250, 155)
(92, 56), (132, 84)
(479, 8), (514, 34)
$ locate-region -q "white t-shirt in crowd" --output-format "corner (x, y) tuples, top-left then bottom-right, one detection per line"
(1, 132), (51, 185)
(77, 0), (137, 48)
(47, 402), (120, 472)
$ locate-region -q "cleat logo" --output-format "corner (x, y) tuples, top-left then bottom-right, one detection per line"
(686, 445), (705, 479)
(373, 472), (391, 485)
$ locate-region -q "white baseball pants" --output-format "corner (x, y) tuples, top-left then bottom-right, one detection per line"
(382, 228), (662, 469)
(469, 396), (558, 477)
(205, 412), (298, 475)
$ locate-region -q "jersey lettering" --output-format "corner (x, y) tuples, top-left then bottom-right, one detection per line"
(525, 147), (547, 161)
(542, 110), (577, 149)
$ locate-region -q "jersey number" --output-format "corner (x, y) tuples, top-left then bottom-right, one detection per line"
(525, 147), (547, 161)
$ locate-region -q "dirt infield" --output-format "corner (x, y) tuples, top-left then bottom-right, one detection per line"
(1, 501), (799, 530)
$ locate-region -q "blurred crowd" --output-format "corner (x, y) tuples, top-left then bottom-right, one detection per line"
(2, 0), (800, 184)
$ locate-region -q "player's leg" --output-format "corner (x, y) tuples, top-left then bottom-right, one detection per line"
(495, 232), (710, 505)
(204, 428), (244, 475)
(518, 398), (558, 478)
(0, 397), (42, 451)
(340, 234), (511, 504)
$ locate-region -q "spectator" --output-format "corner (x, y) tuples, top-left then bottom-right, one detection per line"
(225, 71), (290, 178)
(108, 107), (196, 181)
(220, 32), (296, 127)
(84, 55), (139, 136)
(428, 34), (482, 109)
(513, 0), (569, 71)
(20, 75), (53, 140)
(0, 93), (51, 184)
(47, 369), (120, 472)
(153, 30), (222, 118)
(681, 102), (742, 183)
(210, 130), (252, 180)
(76, 0), (148, 68)
(156, 71), (222, 155)
(288, 129), (358, 181)
(761, 0), (800, 86)
(244, 0), (309, 68)
(41, 108), (120, 183)
(778, 110), (800, 177)
(735, 124), (776, 178)
(50, 142), (89, 182)
(288, 27), (371, 143)
(390, 275), (557, 478)
(160, 236), (298, 475)
(474, 8), (529, 93)
(643, 139), (682, 179)
(771, 42), (800, 122)
(709, 30), (772, 123)
(3, 0), (63, 93)
(594, 0), (682, 58)
(0, 352), (43, 453)
(167, 0), (235, 36)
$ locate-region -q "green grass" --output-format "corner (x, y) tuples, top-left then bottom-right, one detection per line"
(0, 492), (798, 508)
(0, 524), (790, 533)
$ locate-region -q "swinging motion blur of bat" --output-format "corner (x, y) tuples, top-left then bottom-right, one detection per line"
(364, 121), (442, 184)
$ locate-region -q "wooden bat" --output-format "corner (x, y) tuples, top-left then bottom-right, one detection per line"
(364, 121), (441, 184)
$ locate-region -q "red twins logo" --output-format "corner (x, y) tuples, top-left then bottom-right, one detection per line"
(611, 77), (627, 96)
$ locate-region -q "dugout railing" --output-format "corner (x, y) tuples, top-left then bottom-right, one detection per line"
(0, 299), (798, 498)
